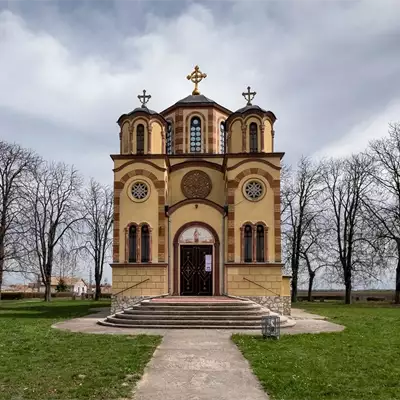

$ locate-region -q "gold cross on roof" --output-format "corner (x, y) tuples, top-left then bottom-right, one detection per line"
(242, 86), (256, 106)
(138, 89), (151, 108)
(187, 65), (207, 95)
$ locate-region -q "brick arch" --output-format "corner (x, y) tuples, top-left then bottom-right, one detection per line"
(113, 170), (165, 263)
(185, 111), (207, 153)
(173, 221), (220, 296)
(232, 168), (274, 188)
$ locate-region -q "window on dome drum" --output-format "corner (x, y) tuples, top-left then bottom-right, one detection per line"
(128, 225), (137, 262)
(256, 225), (265, 262)
(220, 121), (225, 153)
(190, 117), (202, 153)
(166, 120), (174, 154)
(249, 122), (258, 152)
(141, 224), (150, 262)
(136, 124), (145, 154)
(244, 224), (253, 262)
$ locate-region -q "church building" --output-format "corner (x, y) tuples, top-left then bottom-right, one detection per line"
(111, 66), (291, 315)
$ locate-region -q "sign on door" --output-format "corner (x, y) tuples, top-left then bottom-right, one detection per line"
(205, 254), (212, 272)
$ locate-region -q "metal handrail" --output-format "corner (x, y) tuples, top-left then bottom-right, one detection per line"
(114, 278), (150, 297)
(243, 277), (280, 297)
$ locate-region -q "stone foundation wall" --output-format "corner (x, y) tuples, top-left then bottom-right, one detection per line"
(111, 294), (168, 314)
(244, 295), (291, 316)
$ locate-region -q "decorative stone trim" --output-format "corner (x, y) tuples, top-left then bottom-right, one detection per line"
(181, 170), (212, 199)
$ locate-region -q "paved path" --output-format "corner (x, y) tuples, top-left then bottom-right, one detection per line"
(132, 329), (269, 400)
(52, 308), (344, 400)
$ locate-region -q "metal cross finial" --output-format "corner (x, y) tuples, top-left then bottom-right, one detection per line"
(187, 65), (207, 95)
(242, 86), (257, 106)
(138, 89), (151, 108)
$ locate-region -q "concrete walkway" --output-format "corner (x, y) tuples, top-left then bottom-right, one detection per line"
(52, 308), (344, 400)
(133, 329), (269, 400)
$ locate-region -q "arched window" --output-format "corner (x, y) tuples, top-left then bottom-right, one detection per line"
(166, 120), (174, 154)
(220, 121), (225, 154)
(190, 117), (202, 153)
(249, 122), (258, 153)
(141, 224), (150, 262)
(244, 224), (253, 262)
(136, 124), (145, 154)
(256, 225), (265, 262)
(128, 225), (137, 262)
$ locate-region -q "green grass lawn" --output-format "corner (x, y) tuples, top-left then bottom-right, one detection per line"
(0, 300), (161, 400)
(232, 302), (400, 400)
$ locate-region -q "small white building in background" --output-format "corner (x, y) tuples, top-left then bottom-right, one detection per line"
(35, 277), (88, 294)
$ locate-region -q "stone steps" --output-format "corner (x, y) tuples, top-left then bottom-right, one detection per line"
(98, 296), (296, 330)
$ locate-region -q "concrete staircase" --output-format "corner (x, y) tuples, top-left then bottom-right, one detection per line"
(98, 296), (296, 329)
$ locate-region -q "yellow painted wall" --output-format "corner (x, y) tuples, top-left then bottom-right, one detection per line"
(112, 266), (168, 296)
(229, 119), (243, 153)
(121, 122), (130, 154)
(168, 167), (225, 206)
(150, 121), (163, 154)
(264, 119), (273, 152)
(118, 175), (159, 263)
(226, 266), (282, 296)
(282, 276), (291, 297)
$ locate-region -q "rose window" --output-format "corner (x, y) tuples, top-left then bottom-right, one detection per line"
(244, 180), (264, 201)
(131, 182), (149, 200)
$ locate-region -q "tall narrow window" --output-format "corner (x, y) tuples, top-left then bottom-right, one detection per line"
(141, 224), (150, 262)
(128, 226), (137, 262)
(256, 225), (265, 262)
(136, 124), (145, 154)
(249, 122), (258, 152)
(220, 121), (225, 154)
(244, 224), (253, 262)
(190, 117), (202, 153)
(166, 120), (173, 154)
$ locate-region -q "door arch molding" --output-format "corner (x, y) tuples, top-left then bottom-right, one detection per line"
(173, 221), (220, 296)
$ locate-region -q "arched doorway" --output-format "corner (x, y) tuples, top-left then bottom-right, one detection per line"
(173, 222), (220, 296)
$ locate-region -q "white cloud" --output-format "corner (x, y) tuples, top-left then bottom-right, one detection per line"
(314, 101), (400, 159)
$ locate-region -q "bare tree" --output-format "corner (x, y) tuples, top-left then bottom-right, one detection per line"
(299, 216), (329, 301)
(321, 154), (376, 304)
(366, 122), (400, 303)
(0, 141), (39, 299)
(281, 156), (322, 302)
(24, 162), (83, 301)
(81, 179), (113, 300)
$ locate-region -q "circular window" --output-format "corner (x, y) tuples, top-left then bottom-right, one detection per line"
(130, 181), (150, 202)
(243, 180), (265, 201)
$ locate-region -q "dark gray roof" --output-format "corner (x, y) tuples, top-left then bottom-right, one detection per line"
(234, 104), (269, 114)
(126, 106), (159, 116)
(174, 94), (216, 105)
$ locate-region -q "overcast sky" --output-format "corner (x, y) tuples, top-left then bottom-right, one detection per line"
(1, 0), (399, 285)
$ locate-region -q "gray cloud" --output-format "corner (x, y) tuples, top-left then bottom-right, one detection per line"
(1, 0), (399, 282)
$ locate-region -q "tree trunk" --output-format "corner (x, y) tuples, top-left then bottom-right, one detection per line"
(95, 280), (101, 301)
(344, 276), (352, 304)
(308, 272), (315, 302)
(395, 243), (400, 304)
(291, 270), (298, 303)
(44, 281), (51, 302)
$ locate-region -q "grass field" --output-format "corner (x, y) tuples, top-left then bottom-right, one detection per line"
(0, 300), (161, 400)
(233, 303), (400, 400)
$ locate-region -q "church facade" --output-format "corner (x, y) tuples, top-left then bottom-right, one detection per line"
(111, 66), (291, 315)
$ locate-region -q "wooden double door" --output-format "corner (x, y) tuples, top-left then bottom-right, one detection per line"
(180, 245), (213, 296)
